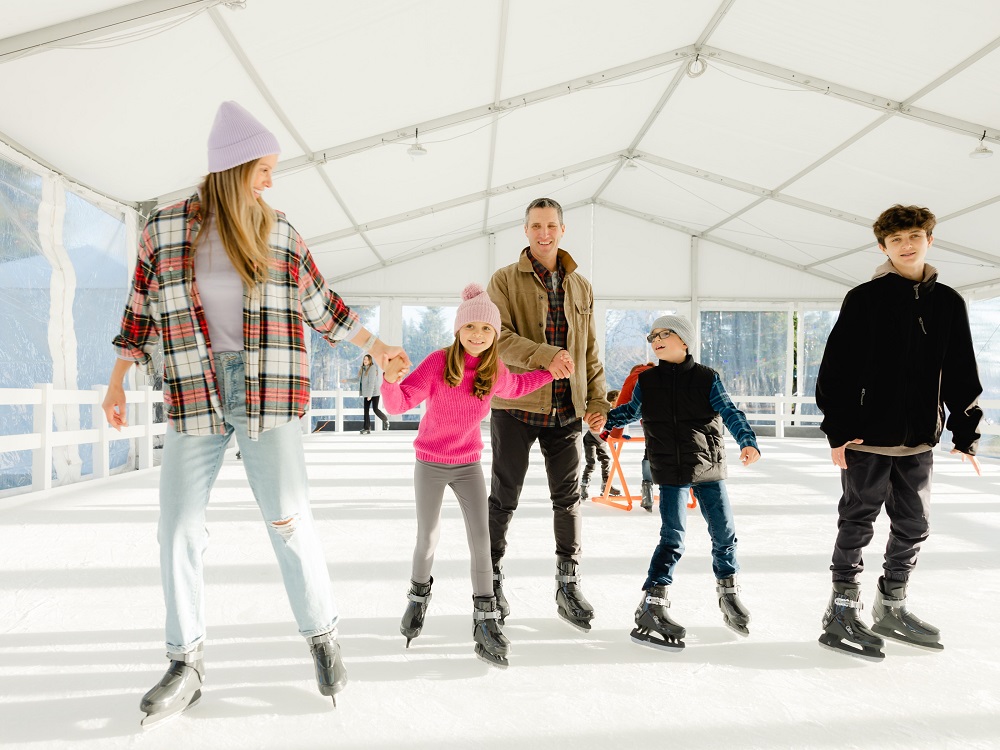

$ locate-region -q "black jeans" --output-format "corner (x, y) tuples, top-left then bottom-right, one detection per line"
(363, 396), (387, 431)
(831, 449), (933, 584)
(580, 430), (611, 484)
(488, 409), (583, 565)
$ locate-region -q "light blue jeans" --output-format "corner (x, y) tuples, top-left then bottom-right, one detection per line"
(159, 352), (337, 653)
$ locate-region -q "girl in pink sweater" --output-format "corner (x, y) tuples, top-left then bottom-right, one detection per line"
(380, 283), (554, 668)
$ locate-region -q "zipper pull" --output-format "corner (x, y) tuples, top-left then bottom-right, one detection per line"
(860, 388), (866, 406)
(914, 284), (920, 299)
(918, 316), (927, 335)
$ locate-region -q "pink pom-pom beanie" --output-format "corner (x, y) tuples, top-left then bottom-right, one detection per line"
(454, 283), (501, 334)
(207, 101), (281, 173)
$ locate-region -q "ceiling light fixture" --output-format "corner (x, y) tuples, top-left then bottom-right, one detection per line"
(686, 54), (707, 78)
(623, 157), (638, 171)
(970, 131), (993, 159)
(407, 128), (428, 158)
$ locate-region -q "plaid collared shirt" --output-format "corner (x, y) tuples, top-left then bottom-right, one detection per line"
(113, 194), (360, 439)
(506, 249), (577, 428)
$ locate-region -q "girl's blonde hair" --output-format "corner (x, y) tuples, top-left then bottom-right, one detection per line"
(443, 333), (499, 400)
(194, 159), (275, 288)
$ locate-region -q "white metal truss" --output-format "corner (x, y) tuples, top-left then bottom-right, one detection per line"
(207, 7), (385, 265)
(304, 152), (624, 247)
(328, 199), (592, 284)
(595, 199), (855, 289)
(481, 0), (510, 234)
(0, 0), (216, 63)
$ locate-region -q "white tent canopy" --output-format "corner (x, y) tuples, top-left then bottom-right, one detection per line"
(2, 0), (1000, 301)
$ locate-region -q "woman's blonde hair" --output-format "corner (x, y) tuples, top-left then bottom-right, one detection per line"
(195, 159), (275, 288)
(443, 333), (499, 400)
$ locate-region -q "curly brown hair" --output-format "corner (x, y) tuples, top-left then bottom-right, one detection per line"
(872, 204), (936, 247)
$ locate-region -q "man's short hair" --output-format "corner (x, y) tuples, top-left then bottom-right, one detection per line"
(873, 204), (936, 246)
(524, 198), (564, 226)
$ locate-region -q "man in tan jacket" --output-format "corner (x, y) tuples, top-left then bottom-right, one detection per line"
(486, 197), (610, 633)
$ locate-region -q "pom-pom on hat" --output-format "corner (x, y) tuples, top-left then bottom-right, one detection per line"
(207, 101), (281, 173)
(454, 283), (501, 334)
(650, 314), (694, 348)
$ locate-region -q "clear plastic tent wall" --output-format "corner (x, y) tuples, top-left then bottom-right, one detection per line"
(0, 147), (133, 490)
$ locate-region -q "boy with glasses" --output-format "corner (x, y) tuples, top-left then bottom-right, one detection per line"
(603, 315), (760, 650)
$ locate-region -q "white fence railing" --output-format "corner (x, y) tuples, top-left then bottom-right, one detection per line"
(0, 387), (994, 496)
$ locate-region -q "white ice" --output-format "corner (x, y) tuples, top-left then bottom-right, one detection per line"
(1, 433), (998, 749)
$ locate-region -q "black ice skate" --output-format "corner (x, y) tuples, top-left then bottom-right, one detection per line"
(630, 585), (685, 651)
(308, 632), (348, 707)
(640, 480), (654, 513)
(716, 576), (751, 636)
(400, 578), (433, 647)
(871, 577), (943, 650)
(818, 582), (884, 661)
(493, 566), (510, 622)
(555, 560), (595, 632)
(140, 644), (205, 729)
(473, 596), (511, 669)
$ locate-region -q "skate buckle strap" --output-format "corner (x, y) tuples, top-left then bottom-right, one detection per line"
(716, 584), (740, 594)
(407, 592), (430, 603)
(645, 595), (670, 607)
(474, 609), (501, 622)
(166, 649), (203, 664)
(834, 596), (863, 610)
(493, 569), (504, 583)
(878, 592), (906, 607)
(555, 574), (578, 583)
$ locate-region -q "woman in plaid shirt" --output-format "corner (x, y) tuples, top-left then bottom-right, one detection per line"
(102, 102), (407, 725)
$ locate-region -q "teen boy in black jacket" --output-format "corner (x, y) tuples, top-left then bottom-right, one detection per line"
(815, 204), (982, 660)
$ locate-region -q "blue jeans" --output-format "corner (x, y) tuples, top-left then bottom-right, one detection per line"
(644, 480), (739, 589)
(159, 352), (337, 653)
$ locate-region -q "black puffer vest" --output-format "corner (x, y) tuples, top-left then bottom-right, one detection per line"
(639, 356), (726, 486)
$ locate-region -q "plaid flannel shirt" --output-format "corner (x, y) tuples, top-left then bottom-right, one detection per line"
(113, 194), (360, 439)
(506, 250), (576, 428)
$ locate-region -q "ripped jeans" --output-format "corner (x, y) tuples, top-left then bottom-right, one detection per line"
(159, 352), (337, 653)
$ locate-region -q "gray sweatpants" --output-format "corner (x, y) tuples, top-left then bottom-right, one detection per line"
(412, 459), (493, 597)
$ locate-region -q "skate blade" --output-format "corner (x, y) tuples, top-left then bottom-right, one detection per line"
(817, 634), (884, 662)
(875, 628), (944, 651)
(557, 610), (592, 633)
(140, 690), (201, 729)
(475, 647), (510, 670)
(724, 620), (750, 638)
(630, 629), (684, 651)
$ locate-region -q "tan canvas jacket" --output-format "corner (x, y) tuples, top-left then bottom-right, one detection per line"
(486, 248), (609, 418)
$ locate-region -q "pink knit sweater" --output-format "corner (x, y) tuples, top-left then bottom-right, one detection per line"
(380, 349), (553, 465)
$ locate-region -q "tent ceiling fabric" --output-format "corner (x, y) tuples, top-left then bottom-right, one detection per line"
(3, 0), (1000, 295)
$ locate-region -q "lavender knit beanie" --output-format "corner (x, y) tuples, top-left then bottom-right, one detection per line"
(454, 283), (501, 334)
(207, 101), (281, 173)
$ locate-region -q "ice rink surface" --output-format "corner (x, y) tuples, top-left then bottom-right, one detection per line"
(1, 432), (998, 750)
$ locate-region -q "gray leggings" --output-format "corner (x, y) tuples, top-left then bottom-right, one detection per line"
(412, 459), (493, 597)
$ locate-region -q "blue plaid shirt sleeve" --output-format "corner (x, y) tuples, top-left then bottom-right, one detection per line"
(709, 374), (758, 451)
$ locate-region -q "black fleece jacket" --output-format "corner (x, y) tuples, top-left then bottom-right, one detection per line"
(815, 264), (982, 454)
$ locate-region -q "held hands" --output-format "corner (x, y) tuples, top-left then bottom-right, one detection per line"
(584, 412), (606, 433)
(371, 341), (410, 371)
(739, 446), (760, 467)
(950, 449), (982, 476)
(547, 349), (575, 379)
(382, 354), (410, 384)
(831, 439), (863, 469)
(102, 383), (128, 431)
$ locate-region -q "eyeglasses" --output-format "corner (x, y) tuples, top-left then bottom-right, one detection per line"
(646, 330), (674, 343)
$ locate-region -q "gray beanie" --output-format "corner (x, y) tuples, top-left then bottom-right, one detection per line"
(651, 315), (694, 348)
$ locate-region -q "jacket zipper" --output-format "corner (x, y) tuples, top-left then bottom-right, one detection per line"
(672, 366), (680, 468)
(918, 317), (927, 335)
